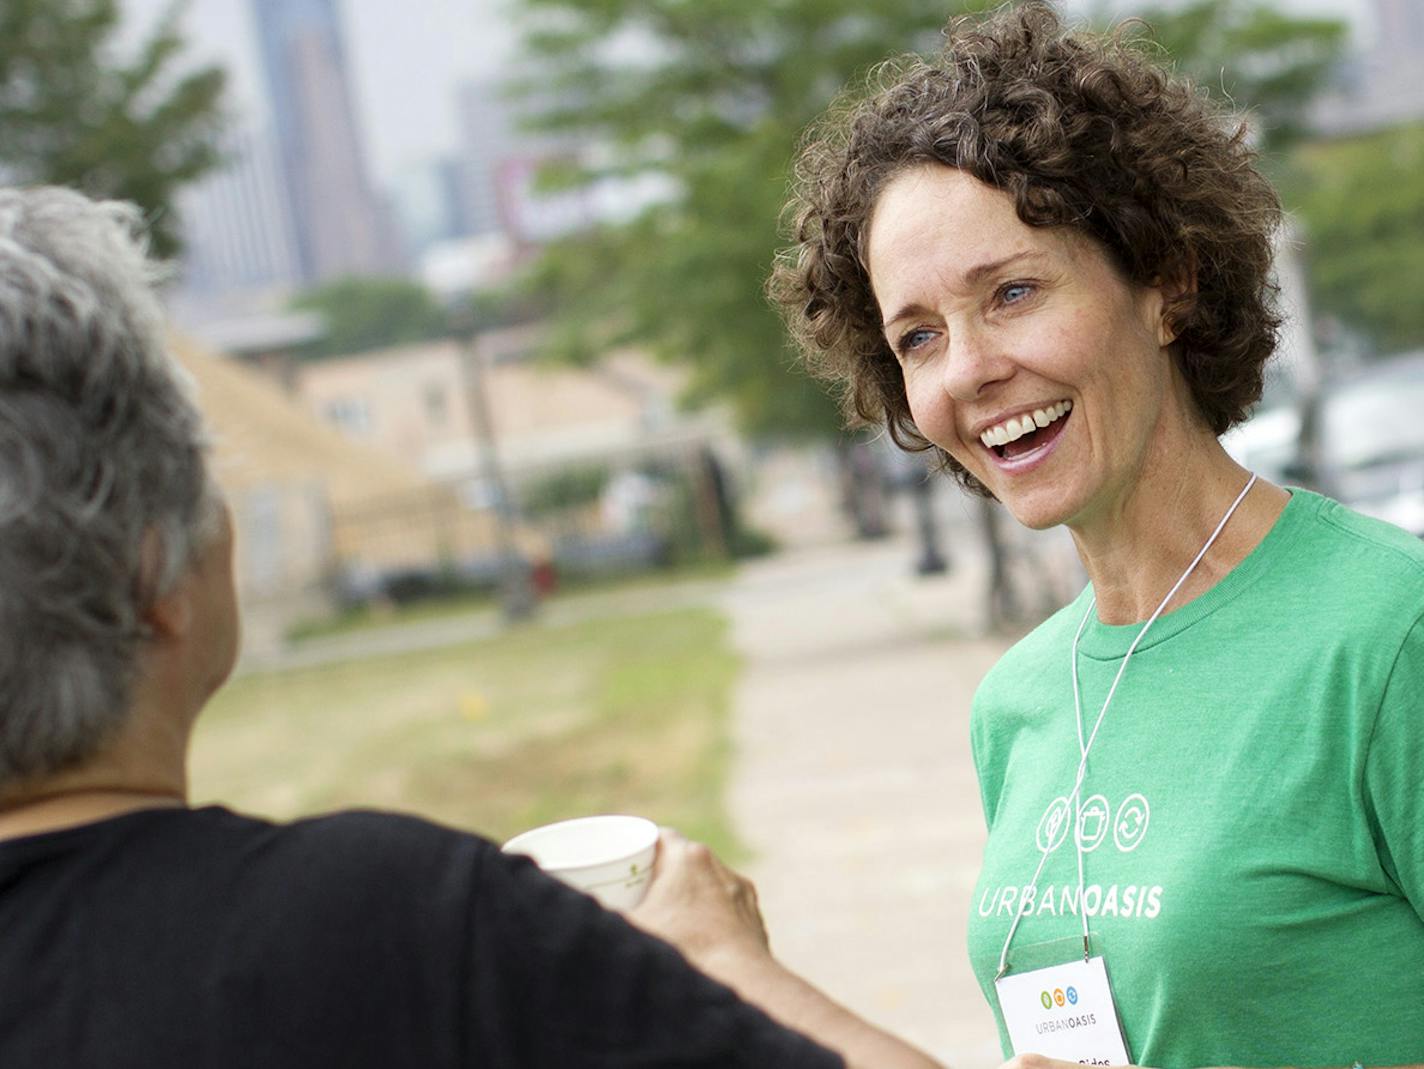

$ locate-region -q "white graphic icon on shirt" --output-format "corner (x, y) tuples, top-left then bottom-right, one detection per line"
(1035, 792), (1151, 854)
(1075, 794), (1111, 852)
(1113, 794), (1151, 852)
(1036, 796), (1072, 853)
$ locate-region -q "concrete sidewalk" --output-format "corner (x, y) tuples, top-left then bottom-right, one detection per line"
(720, 533), (1011, 1068)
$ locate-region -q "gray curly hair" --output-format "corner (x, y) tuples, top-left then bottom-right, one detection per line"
(0, 186), (217, 789)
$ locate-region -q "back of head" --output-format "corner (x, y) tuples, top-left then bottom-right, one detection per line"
(0, 187), (214, 790)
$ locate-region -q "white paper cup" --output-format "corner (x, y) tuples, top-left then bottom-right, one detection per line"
(502, 814), (659, 909)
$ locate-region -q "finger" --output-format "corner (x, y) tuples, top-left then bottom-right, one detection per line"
(740, 880), (769, 947)
(649, 827), (689, 875)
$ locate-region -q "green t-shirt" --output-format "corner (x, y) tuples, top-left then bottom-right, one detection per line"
(967, 490), (1424, 1067)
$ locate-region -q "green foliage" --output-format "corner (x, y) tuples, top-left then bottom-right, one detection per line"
(1282, 123), (1424, 354)
(1127, 0), (1347, 152)
(291, 276), (452, 358)
(0, 0), (227, 258)
(519, 464), (612, 517)
(516, 0), (984, 441)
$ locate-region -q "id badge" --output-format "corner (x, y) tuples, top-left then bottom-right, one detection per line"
(994, 955), (1131, 1064)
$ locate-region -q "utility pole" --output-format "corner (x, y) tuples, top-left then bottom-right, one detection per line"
(453, 307), (536, 622)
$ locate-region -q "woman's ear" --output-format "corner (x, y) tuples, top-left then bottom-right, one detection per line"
(145, 582), (194, 641)
(138, 529), (192, 641)
(1156, 259), (1198, 347)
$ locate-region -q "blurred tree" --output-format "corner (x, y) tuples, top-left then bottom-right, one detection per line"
(1282, 123), (1424, 354)
(516, 0), (1345, 439)
(290, 277), (452, 359)
(0, 0), (227, 258)
(1128, 0), (1347, 153)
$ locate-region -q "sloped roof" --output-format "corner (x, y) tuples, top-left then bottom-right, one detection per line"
(169, 335), (432, 507)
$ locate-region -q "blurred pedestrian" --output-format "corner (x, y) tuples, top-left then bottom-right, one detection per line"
(771, 3), (1424, 1065)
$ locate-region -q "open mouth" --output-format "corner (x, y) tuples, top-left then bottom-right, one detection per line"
(980, 400), (1072, 461)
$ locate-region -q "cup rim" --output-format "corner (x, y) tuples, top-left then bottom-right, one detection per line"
(502, 814), (659, 873)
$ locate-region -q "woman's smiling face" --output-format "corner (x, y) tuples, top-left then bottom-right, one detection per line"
(866, 164), (1185, 532)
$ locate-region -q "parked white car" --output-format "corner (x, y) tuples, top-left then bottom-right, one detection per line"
(1226, 351), (1424, 537)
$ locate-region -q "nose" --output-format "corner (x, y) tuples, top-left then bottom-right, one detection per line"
(939, 320), (1014, 402)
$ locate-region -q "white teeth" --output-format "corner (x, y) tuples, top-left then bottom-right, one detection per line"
(979, 400), (1073, 449)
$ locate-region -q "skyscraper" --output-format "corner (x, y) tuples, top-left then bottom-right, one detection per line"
(1374, 0), (1424, 62)
(1311, 0), (1424, 136)
(176, 125), (300, 298)
(1363, 0), (1424, 127)
(454, 80), (517, 239)
(251, 0), (394, 283)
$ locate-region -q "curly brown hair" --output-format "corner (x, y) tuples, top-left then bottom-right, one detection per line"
(769, 0), (1283, 492)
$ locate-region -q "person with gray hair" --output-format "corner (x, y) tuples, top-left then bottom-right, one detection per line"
(0, 186), (232, 799)
(0, 186), (940, 1069)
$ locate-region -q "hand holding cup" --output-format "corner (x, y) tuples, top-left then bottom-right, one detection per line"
(503, 817), (770, 976)
(627, 827), (770, 974)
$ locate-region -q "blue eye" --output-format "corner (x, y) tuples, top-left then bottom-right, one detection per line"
(1001, 282), (1034, 304)
(897, 328), (936, 355)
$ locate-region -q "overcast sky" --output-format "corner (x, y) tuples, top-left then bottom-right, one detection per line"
(119, 0), (1374, 188)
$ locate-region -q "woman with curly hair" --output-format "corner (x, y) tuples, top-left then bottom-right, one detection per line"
(773, 3), (1424, 1066)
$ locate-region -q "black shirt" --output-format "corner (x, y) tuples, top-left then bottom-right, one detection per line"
(0, 806), (844, 1068)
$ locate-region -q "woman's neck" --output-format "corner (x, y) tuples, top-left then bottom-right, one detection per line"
(1069, 440), (1289, 626)
(0, 786), (185, 842)
(0, 697), (191, 842)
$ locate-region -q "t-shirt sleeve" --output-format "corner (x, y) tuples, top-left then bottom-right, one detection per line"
(968, 686), (997, 831)
(1364, 612), (1424, 919)
(463, 844), (846, 1069)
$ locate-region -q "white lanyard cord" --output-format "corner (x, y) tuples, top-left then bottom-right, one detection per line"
(995, 473), (1257, 979)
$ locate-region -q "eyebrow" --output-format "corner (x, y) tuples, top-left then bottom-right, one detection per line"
(880, 250), (1048, 329)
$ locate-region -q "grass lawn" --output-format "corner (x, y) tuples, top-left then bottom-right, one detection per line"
(190, 606), (743, 857)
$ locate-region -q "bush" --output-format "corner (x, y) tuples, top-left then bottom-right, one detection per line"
(519, 464), (611, 517)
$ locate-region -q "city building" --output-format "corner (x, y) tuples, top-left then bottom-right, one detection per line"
(251, 0), (397, 282)
(453, 79), (515, 239)
(1375, 0), (1424, 59)
(175, 125), (300, 300)
(292, 327), (711, 482)
(1312, 0), (1424, 135)
(290, 329), (742, 580)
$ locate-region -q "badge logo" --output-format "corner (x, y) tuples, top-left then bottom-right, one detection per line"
(1113, 794), (1151, 852)
(1075, 794), (1111, 852)
(1037, 984), (1080, 1011)
(1032, 792), (1153, 855)
(1035, 796), (1072, 854)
